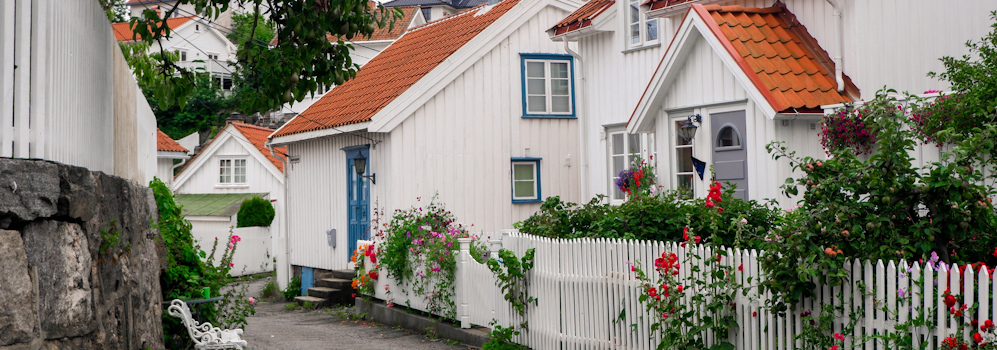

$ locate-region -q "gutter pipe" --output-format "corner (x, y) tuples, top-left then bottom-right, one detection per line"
(825, 0), (844, 92)
(562, 37), (589, 199)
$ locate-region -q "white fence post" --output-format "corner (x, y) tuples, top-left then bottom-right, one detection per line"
(458, 237), (472, 329)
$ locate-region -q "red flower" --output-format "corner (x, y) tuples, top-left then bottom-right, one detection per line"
(944, 294), (958, 308)
(694, 236), (702, 244)
(705, 199), (715, 208)
(683, 227), (690, 241)
(752, 311), (757, 317)
(368, 270), (379, 280)
(717, 207), (724, 214)
(677, 285), (683, 293)
(975, 332), (984, 344)
(738, 263), (743, 271)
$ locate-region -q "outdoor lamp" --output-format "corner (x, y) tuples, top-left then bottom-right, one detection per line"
(679, 114), (703, 143)
(353, 155), (376, 184)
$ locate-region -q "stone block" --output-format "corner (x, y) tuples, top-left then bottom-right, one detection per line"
(0, 230), (38, 346)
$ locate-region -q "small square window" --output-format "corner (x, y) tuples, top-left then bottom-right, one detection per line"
(511, 158), (541, 203)
(219, 158), (247, 184)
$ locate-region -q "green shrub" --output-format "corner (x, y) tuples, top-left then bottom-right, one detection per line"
(515, 187), (778, 247)
(283, 276), (301, 300)
(237, 196), (275, 227)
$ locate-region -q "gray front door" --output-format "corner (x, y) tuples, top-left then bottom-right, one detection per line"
(711, 111), (748, 200)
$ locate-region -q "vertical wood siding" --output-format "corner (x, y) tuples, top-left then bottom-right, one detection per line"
(285, 5), (581, 271)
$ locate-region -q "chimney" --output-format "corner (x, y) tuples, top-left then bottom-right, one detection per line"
(226, 112), (245, 125)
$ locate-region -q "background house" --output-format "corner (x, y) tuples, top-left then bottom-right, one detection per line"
(269, 0), (583, 292)
(125, 0), (243, 29)
(112, 15), (238, 91)
(383, 0), (486, 22)
(156, 128), (189, 187)
(552, 0), (996, 206)
(173, 119), (287, 278)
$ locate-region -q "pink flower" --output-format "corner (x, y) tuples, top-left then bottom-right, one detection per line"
(830, 346), (838, 350)
(833, 333), (844, 341)
(248, 297), (255, 305)
(740, 218), (748, 225)
(385, 285), (389, 290)
(229, 262), (234, 267)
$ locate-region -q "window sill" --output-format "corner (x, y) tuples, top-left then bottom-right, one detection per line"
(522, 115), (577, 119)
(512, 199), (543, 204)
(621, 42), (661, 54)
(215, 184), (250, 189)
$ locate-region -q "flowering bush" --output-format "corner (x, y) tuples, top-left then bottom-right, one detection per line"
(351, 243), (378, 299)
(615, 154), (656, 199)
(819, 106), (876, 155)
(909, 92), (962, 144)
(375, 197), (474, 319)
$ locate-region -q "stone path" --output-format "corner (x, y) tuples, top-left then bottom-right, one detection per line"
(239, 278), (472, 350)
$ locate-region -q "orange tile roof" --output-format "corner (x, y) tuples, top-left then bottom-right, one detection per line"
(696, 4), (856, 112)
(157, 129), (189, 153)
(550, 0), (614, 36)
(178, 123), (287, 176)
(231, 123), (288, 172)
(111, 16), (195, 42)
(645, 0), (695, 11)
(272, 0), (520, 138)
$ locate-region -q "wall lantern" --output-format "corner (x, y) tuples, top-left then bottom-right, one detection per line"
(679, 114), (703, 143)
(353, 155), (376, 184)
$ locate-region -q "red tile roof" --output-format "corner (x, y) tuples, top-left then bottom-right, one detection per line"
(272, 0), (520, 138)
(178, 123), (287, 176)
(111, 16), (194, 42)
(696, 4), (856, 112)
(549, 0), (614, 36)
(231, 123), (288, 172)
(645, 0), (696, 11)
(157, 129), (189, 153)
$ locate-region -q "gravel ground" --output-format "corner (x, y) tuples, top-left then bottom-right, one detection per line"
(238, 278), (473, 350)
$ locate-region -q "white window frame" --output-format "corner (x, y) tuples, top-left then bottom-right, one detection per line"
(218, 158), (247, 185)
(671, 118), (695, 198)
(178, 50), (188, 62)
(521, 55), (574, 118)
(607, 127), (655, 204)
(625, 0), (659, 49)
(511, 158), (542, 203)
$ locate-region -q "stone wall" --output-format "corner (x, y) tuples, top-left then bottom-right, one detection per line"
(0, 158), (164, 350)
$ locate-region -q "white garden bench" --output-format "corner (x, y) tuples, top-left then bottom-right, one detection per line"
(167, 299), (248, 350)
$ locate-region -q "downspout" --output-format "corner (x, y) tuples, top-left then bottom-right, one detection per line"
(170, 157), (188, 173)
(825, 0), (844, 92)
(266, 141), (291, 287)
(562, 37), (589, 199)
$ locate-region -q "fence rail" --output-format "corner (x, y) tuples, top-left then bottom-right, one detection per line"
(358, 232), (993, 349)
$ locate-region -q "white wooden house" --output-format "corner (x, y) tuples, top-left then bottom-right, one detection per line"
(156, 128), (189, 187)
(552, 0), (996, 206)
(173, 120), (288, 278)
(125, 0), (242, 29)
(382, 0), (486, 22)
(269, 0), (584, 275)
(278, 6), (427, 118)
(112, 15), (238, 90)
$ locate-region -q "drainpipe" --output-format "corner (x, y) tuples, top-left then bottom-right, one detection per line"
(269, 143), (291, 289)
(562, 37), (589, 199)
(170, 157), (188, 174)
(825, 0), (844, 92)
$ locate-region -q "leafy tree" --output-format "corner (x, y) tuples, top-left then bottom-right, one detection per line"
(98, 0), (128, 23)
(236, 197), (275, 227)
(148, 72), (230, 140)
(130, 0), (403, 111)
(228, 12), (276, 49)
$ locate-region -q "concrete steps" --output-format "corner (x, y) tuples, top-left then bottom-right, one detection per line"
(294, 269), (356, 307)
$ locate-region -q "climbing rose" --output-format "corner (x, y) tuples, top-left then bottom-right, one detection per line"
(975, 332), (984, 343)
(833, 333), (844, 341)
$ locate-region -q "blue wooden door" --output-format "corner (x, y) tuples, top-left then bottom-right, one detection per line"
(347, 155), (370, 259)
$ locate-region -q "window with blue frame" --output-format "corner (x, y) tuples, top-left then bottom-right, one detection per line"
(520, 54), (575, 118)
(511, 158), (541, 203)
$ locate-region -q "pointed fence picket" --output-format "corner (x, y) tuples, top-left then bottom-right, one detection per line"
(356, 232), (997, 350)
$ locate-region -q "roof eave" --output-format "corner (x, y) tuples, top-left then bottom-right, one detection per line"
(157, 151), (189, 158)
(645, 0), (713, 19)
(269, 121), (371, 146)
(548, 4), (615, 40)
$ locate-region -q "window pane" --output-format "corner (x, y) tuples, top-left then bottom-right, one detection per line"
(676, 175), (693, 199)
(630, 3), (640, 24)
(612, 133), (624, 155)
(527, 96), (546, 112)
(631, 24), (640, 44)
(613, 185), (625, 201)
(513, 163), (534, 181)
(717, 126), (740, 147)
(628, 134), (642, 154)
(526, 62), (545, 78)
(514, 180), (535, 198)
(551, 96), (570, 113)
(677, 147), (693, 172)
(551, 79), (570, 96)
(612, 155), (624, 174)
(675, 120), (692, 146)
(527, 78), (545, 95)
(647, 18), (658, 41)
(551, 62), (569, 79)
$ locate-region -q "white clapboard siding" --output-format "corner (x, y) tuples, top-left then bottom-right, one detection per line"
(358, 232), (997, 349)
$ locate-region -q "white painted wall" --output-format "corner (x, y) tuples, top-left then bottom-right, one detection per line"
(283, 4), (581, 271)
(158, 20), (236, 79)
(188, 218), (273, 276)
(177, 132), (199, 153)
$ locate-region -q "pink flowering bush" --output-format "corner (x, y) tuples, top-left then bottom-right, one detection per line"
(375, 197), (481, 319)
(819, 106), (877, 155)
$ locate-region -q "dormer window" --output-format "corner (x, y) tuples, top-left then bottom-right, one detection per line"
(627, 0), (658, 48)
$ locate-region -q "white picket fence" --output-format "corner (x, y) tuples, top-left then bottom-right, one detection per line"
(1, 0), (156, 181)
(358, 232), (997, 349)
